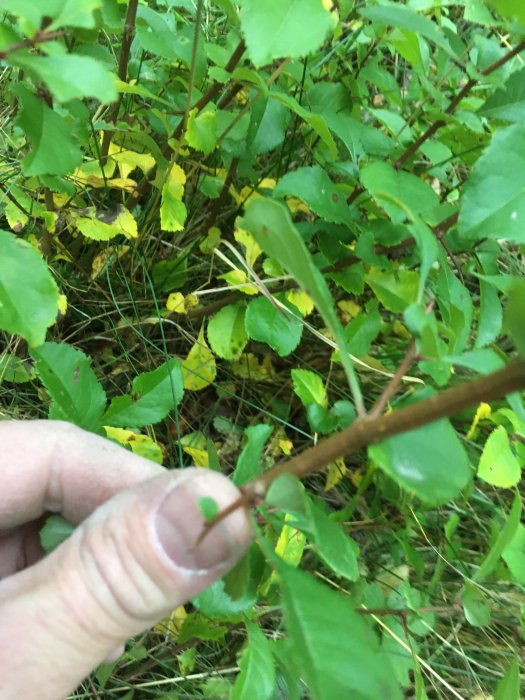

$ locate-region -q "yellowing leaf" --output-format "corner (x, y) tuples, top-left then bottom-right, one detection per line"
(287, 196), (310, 215)
(337, 299), (361, 318)
(104, 426), (164, 464)
(218, 269), (258, 295)
(161, 164), (187, 232)
(466, 402), (492, 440)
(91, 245), (130, 280)
(43, 211), (58, 233)
(181, 431), (209, 467)
(185, 107), (217, 155)
(231, 353), (275, 380)
(234, 227), (262, 268)
(75, 206), (138, 241)
(286, 289), (314, 317)
(183, 328), (216, 391)
(261, 514), (306, 594)
(325, 458), (347, 491)
(279, 438), (293, 455)
(105, 177), (136, 191)
(57, 294), (67, 315)
(200, 226), (221, 254)
(478, 426), (521, 488)
(166, 292), (199, 314)
(110, 146), (156, 181)
(154, 606), (187, 637)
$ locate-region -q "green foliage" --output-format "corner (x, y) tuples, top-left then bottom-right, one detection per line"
(0, 230), (59, 346)
(1, 0), (524, 696)
(31, 342), (107, 432)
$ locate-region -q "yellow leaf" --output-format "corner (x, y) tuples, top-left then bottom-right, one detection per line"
(287, 289), (314, 317)
(262, 516), (306, 593)
(43, 211), (58, 233)
(57, 294), (67, 315)
(75, 206), (138, 241)
(154, 606), (187, 637)
(231, 353), (275, 380)
(104, 427), (163, 464)
(200, 226), (221, 254)
(110, 146), (155, 181)
(166, 292), (184, 313)
(325, 458), (347, 491)
(337, 299), (361, 319)
(466, 402), (492, 440)
(166, 292), (199, 314)
(161, 164), (187, 232)
(182, 328), (216, 390)
(287, 196), (310, 215)
(181, 432), (209, 467)
(218, 269), (258, 295)
(91, 245), (130, 280)
(105, 178), (137, 191)
(278, 438), (293, 455)
(234, 227), (262, 268)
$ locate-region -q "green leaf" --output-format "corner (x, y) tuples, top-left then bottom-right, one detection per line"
(240, 198), (362, 411)
(231, 621), (276, 700)
(245, 296), (303, 357)
(369, 414), (471, 503)
(478, 426), (521, 488)
(306, 499), (359, 581)
(47, 0), (102, 30)
(0, 230), (60, 346)
(160, 164), (187, 233)
(39, 515), (75, 554)
(461, 583), (491, 627)
(345, 302), (381, 356)
(207, 302), (248, 360)
(0, 354), (35, 384)
(238, 0), (333, 67)
(486, 0), (525, 26)
(31, 342), (107, 432)
(270, 92), (337, 158)
(479, 65), (525, 122)
(198, 497), (219, 522)
(360, 162), (439, 224)
(193, 579), (255, 619)
(494, 657), (520, 700)
(103, 359), (184, 428)
(359, 5), (454, 56)
(366, 269), (419, 313)
(274, 166), (351, 224)
(186, 107), (217, 155)
(502, 524), (525, 584)
(13, 54), (117, 104)
(14, 85), (82, 176)
(475, 280), (502, 349)
(265, 474), (308, 515)
(278, 565), (403, 700)
(232, 423), (274, 485)
(474, 490), (522, 583)
(505, 279), (525, 356)
(291, 369), (327, 408)
(178, 612), (227, 644)
(458, 123), (525, 243)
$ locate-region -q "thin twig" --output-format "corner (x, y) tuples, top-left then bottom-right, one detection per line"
(0, 30), (65, 59)
(369, 339), (417, 418)
(193, 359), (525, 545)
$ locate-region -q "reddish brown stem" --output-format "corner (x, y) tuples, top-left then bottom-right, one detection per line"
(100, 0), (139, 161)
(0, 30), (64, 59)
(195, 360), (525, 543)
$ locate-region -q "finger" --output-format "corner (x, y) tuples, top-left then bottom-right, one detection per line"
(0, 420), (164, 529)
(0, 522), (44, 578)
(0, 468), (252, 700)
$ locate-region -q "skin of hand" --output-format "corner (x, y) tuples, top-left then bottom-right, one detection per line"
(0, 420), (252, 700)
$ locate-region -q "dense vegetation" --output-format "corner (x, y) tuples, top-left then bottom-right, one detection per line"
(1, 0), (524, 697)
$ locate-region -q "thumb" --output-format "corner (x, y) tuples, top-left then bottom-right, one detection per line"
(0, 468), (252, 700)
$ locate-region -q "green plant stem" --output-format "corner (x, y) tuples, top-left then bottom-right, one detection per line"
(195, 359), (525, 542)
(180, 0), (205, 138)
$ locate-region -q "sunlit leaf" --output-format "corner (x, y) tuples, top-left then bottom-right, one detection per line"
(182, 327), (217, 391)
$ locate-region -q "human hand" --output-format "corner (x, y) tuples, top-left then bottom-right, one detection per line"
(0, 420), (252, 700)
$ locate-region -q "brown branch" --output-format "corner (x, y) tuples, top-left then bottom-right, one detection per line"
(194, 359), (525, 544)
(100, 0), (139, 161)
(0, 30), (65, 60)
(395, 40), (525, 169)
(171, 39), (246, 143)
(369, 339), (417, 418)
